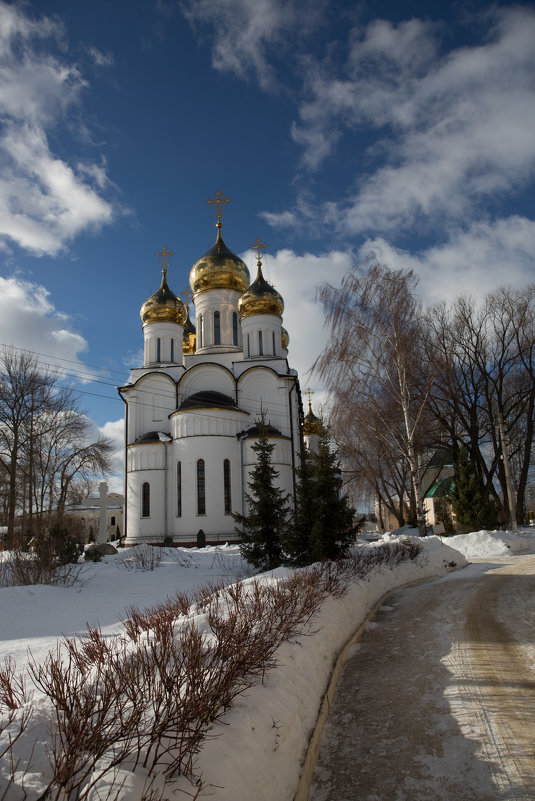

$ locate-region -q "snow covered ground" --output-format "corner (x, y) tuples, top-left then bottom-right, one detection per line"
(1, 529), (534, 800)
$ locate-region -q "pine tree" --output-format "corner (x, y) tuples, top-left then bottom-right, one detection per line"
(285, 428), (356, 565)
(234, 416), (290, 571)
(451, 447), (499, 531)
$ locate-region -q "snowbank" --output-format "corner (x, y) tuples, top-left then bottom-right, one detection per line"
(439, 528), (535, 559)
(190, 537), (467, 801)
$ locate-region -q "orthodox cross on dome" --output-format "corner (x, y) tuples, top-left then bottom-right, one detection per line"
(207, 190), (231, 230)
(181, 284), (192, 308)
(305, 387), (315, 413)
(250, 237), (268, 268)
(156, 246), (174, 277)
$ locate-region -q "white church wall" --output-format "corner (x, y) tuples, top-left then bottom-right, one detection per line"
(169, 434), (241, 544)
(240, 312), (282, 359)
(178, 363), (236, 405)
(193, 287), (243, 353)
(237, 367), (291, 435)
(128, 373), (176, 441)
(142, 320), (184, 366)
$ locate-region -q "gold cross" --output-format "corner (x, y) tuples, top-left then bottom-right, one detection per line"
(305, 388), (315, 412)
(182, 284), (192, 306)
(156, 246), (174, 275)
(207, 190), (231, 228)
(250, 237), (268, 266)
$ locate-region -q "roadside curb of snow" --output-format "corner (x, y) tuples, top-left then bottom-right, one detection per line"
(194, 540), (467, 801)
(292, 573), (440, 801)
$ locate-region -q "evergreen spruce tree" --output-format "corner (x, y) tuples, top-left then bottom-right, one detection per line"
(234, 416), (290, 571)
(451, 447), (499, 531)
(285, 428), (356, 565)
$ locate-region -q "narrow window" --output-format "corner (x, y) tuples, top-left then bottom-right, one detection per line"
(157, 338), (161, 362)
(272, 331), (276, 355)
(170, 338), (174, 363)
(110, 516), (115, 526)
(259, 330), (263, 355)
(214, 311), (221, 345)
(247, 333), (250, 357)
(233, 312), (238, 346)
(142, 482), (150, 517)
(199, 315), (203, 348)
(176, 461), (182, 517)
(224, 459), (231, 515)
(197, 459), (206, 515)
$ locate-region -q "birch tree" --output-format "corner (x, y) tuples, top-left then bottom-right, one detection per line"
(314, 264), (433, 536)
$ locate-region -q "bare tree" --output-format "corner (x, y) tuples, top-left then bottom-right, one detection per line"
(0, 347), (113, 543)
(314, 264), (433, 536)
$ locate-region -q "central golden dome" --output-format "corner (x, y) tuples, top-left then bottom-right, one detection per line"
(140, 270), (187, 326)
(239, 264), (284, 319)
(190, 229), (250, 295)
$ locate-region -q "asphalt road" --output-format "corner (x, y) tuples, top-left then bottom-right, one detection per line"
(307, 553), (535, 801)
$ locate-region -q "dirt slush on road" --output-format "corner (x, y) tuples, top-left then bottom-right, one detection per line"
(308, 553), (535, 801)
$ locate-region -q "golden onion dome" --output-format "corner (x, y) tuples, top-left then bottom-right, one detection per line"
(183, 307), (196, 354)
(281, 327), (289, 350)
(303, 401), (323, 435)
(238, 264), (284, 319)
(140, 268), (187, 326)
(190, 228), (250, 295)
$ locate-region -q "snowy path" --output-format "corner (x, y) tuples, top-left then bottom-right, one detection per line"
(307, 554), (535, 801)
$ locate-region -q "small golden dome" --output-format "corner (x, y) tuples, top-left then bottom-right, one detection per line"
(281, 327), (289, 350)
(303, 401), (323, 435)
(183, 307), (196, 354)
(140, 269), (187, 326)
(239, 264), (284, 319)
(190, 229), (250, 295)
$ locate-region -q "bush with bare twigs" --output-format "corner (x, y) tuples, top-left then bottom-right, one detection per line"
(0, 541), (422, 799)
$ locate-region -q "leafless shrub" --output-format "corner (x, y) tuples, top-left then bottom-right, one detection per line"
(0, 548), (84, 588)
(117, 544), (162, 571)
(1, 540), (424, 800)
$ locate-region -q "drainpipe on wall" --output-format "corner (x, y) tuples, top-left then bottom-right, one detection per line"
(118, 388), (128, 544)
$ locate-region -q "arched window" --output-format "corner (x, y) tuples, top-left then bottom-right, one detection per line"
(258, 330), (263, 355)
(199, 315), (203, 348)
(170, 338), (174, 363)
(272, 331), (276, 355)
(197, 459), (206, 515)
(232, 312), (238, 346)
(142, 482), (150, 517)
(176, 461), (182, 517)
(247, 333), (250, 358)
(214, 311), (221, 345)
(224, 459), (231, 515)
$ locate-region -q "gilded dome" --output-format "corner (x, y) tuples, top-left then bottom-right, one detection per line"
(140, 269), (187, 326)
(190, 229), (250, 295)
(183, 308), (196, 354)
(239, 264), (284, 319)
(303, 401), (323, 435)
(281, 327), (289, 350)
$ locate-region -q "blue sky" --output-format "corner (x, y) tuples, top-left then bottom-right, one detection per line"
(1, 0), (534, 486)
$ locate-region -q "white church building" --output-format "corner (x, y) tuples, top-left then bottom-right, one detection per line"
(118, 196), (305, 546)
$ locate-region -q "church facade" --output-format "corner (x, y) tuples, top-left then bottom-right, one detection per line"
(118, 198), (305, 546)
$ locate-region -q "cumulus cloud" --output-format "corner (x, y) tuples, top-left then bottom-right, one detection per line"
(291, 7), (535, 233)
(99, 418), (125, 492)
(240, 246), (354, 399)
(358, 215), (535, 307)
(0, 274), (89, 371)
(0, 1), (115, 255)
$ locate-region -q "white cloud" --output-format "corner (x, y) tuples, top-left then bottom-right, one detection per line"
(358, 215), (535, 307)
(99, 418), (125, 491)
(0, 1), (115, 255)
(181, 0), (324, 90)
(291, 7), (535, 233)
(241, 246), (354, 395)
(0, 274), (89, 370)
